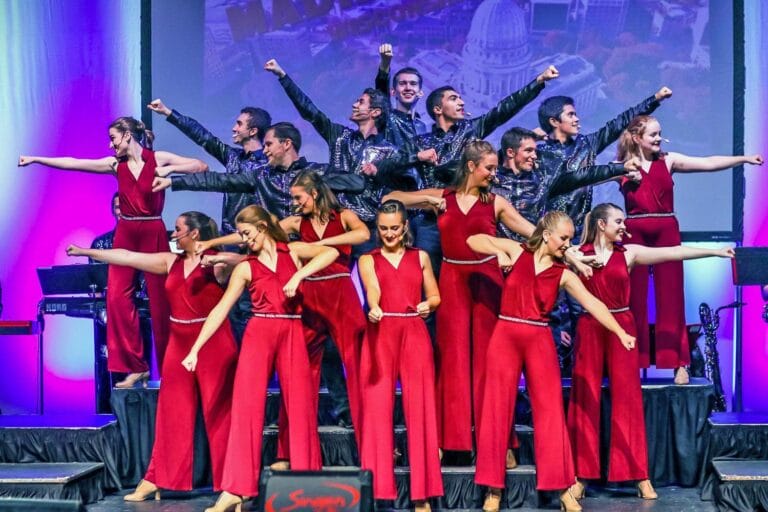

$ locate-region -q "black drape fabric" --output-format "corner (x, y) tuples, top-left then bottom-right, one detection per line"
(715, 480), (768, 511)
(0, 476), (102, 504)
(0, 423), (123, 490)
(701, 424), (768, 500)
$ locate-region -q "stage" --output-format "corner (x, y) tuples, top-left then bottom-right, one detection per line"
(3, 377), (767, 510)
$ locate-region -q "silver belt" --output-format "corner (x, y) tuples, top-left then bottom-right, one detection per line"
(586, 306), (630, 316)
(305, 272), (351, 281)
(170, 315), (207, 324)
(381, 312), (420, 318)
(120, 215), (162, 221)
(498, 315), (548, 327)
(442, 255), (495, 265)
(252, 312), (301, 319)
(626, 212), (675, 219)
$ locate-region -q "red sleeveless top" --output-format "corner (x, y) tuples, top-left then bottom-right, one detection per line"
(247, 242), (302, 315)
(500, 246), (565, 322)
(577, 243), (630, 309)
(620, 157), (674, 215)
(116, 148), (165, 217)
(299, 210), (351, 274)
(437, 189), (497, 260)
(164, 250), (225, 319)
(369, 247), (422, 314)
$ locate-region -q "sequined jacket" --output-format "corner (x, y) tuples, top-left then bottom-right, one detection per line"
(541, 95), (661, 236)
(374, 68), (429, 148)
(166, 109), (266, 235)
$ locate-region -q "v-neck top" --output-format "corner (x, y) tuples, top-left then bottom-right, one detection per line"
(620, 157), (674, 215)
(369, 247), (422, 314)
(500, 246), (566, 321)
(165, 250), (224, 319)
(578, 243), (630, 309)
(247, 242), (302, 315)
(299, 210), (351, 274)
(116, 147), (165, 217)
(437, 188), (497, 260)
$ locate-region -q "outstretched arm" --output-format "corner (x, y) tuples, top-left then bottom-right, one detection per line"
(466, 234), (524, 271)
(154, 151), (209, 177)
(382, 189), (445, 211)
(495, 195), (536, 239)
(587, 86), (672, 154)
(561, 270), (635, 349)
(66, 245), (175, 275)
(168, 169), (258, 194)
(148, 98), (233, 165)
(547, 160), (640, 198)
(182, 262), (250, 371)
(376, 43), (392, 95)
(625, 244), (734, 269)
(19, 155), (117, 174)
(195, 233), (244, 254)
(666, 152), (764, 173)
(473, 65), (558, 139)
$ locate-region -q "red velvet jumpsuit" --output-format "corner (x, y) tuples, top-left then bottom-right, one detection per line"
(435, 189), (503, 451)
(109, 148), (171, 373)
(475, 247), (575, 491)
(221, 244), (321, 497)
(567, 244), (648, 482)
(276, 211), (366, 458)
(620, 157), (687, 368)
(144, 251), (238, 490)
(359, 248), (443, 501)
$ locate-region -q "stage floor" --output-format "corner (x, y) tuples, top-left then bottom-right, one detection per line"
(86, 485), (715, 511)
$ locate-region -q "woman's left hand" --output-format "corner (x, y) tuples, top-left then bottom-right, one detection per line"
(283, 276), (301, 298)
(416, 301), (431, 318)
(181, 351), (198, 372)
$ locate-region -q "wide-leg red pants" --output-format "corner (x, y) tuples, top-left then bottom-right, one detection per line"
(625, 216), (688, 368)
(360, 316), (443, 501)
(475, 322), (575, 491)
(221, 317), (321, 497)
(435, 261), (502, 451)
(108, 218), (171, 373)
(568, 312), (649, 482)
(144, 319), (237, 490)
(276, 276), (365, 459)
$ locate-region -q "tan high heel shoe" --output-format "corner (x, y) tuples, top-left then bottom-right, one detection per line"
(505, 448), (517, 469)
(414, 499), (431, 512)
(205, 491), (245, 512)
(637, 479), (658, 500)
(569, 479), (586, 500)
(269, 460), (290, 471)
(482, 488), (502, 512)
(674, 367), (689, 385)
(115, 371), (150, 389)
(560, 488), (582, 511)
(123, 479), (160, 501)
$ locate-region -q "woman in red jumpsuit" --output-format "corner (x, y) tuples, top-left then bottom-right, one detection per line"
(200, 170), (370, 466)
(567, 203), (734, 502)
(67, 211), (241, 499)
(19, 117), (208, 386)
(469, 211), (635, 512)
(180, 205), (338, 512)
(384, 141), (534, 458)
(617, 115), (762, 383)
(358, 199), (442, 511)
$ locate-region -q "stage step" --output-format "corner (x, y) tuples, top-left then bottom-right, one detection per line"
(0, 415), (122, 491)
(700, 413), (768, 500)
(712, 459), (768, 511)
(262, 425), (535, 468)
(0, 462), (103, 504)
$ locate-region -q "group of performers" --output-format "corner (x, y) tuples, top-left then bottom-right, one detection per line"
(18, 44), (762, 512)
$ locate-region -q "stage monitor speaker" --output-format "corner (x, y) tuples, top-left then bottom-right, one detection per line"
(258, 468), (373, 512)
(0, 498), (85, 511)
(732, 247), (768, 285)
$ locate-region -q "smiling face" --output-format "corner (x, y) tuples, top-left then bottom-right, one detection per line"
(290, 185), (316, 216)
(231, 113), (256, 146)
(468, 152), (499, 188)
(263, 129), (292, 167)
(237, 221), (267, 252)
(543, 219), (575, 258)
(392, 72), (422, 109)
(171, 215), (197, 252)
(508, 137), (538, 172)
(552, 104), (580, 138)
(376, 211), (408, 251)
(599, 207), (627, 243)
(633, 118), (663, 157)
